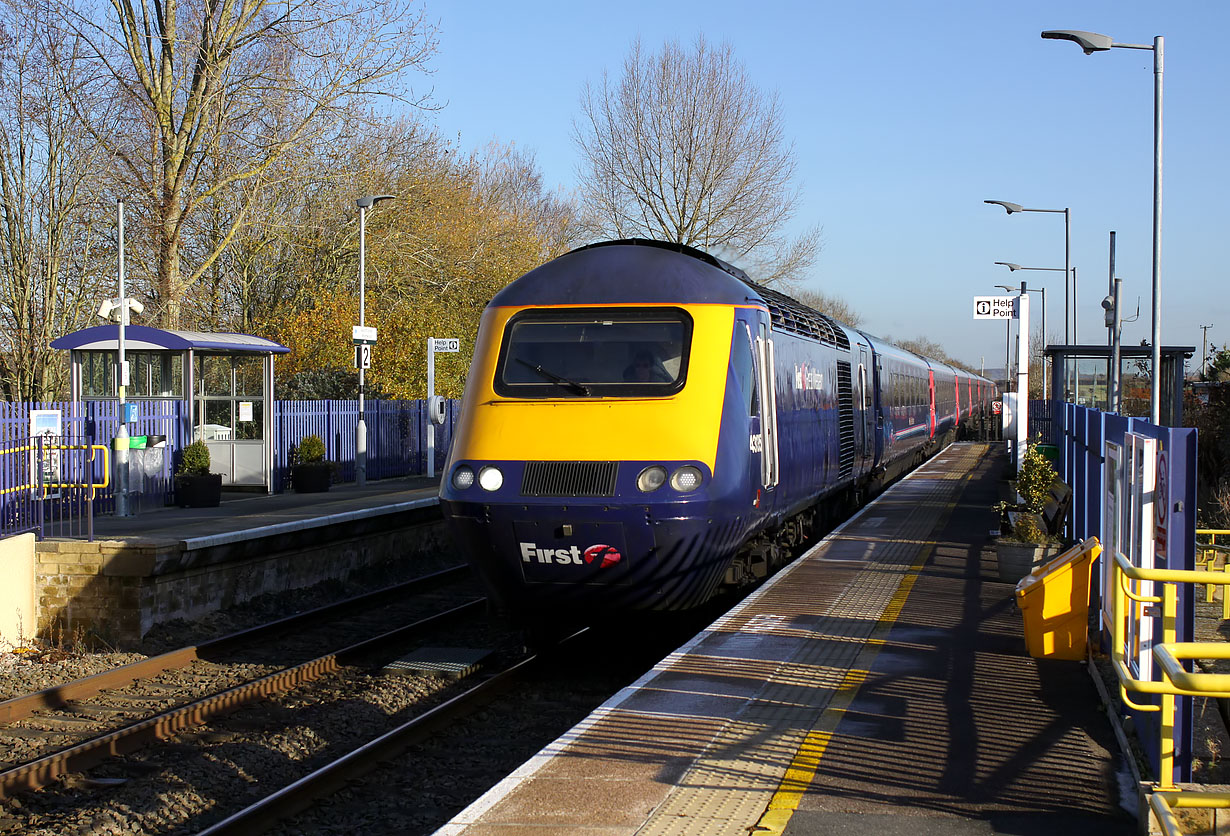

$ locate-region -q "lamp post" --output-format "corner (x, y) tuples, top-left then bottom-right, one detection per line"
(355, 194), (395, 487)
(984, 200), (1071, 343)
(1201, 324), (1214, 376)
(1042, 28), (1163, 425)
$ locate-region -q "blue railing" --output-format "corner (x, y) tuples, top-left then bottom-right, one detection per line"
(0, 398), (460, 538)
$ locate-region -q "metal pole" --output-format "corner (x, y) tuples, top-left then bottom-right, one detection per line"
(427, 338), (435, 478)
(1072, 266), (1078, 344)
(1111, 277), (1123, 413)
(356, 204), (367, 487)
(1064, 208), (1071, 344)
(1040, 287), (1047, 397)
(1108, 231), (1116, 346)
(1150, 35), (1164, 426)
(115, 200), (130, 516)
(1016, 283), (1030, 473)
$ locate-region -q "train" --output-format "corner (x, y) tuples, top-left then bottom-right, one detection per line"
(438, 239), (996, 617)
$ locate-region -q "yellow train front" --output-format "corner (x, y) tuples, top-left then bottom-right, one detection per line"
(439, 239), (815, 616)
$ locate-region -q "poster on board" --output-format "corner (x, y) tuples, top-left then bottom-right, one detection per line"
(29, 409), (62, 497)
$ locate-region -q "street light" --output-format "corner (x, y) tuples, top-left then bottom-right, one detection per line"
(1201, 324), (1214, 376)
(355, 194), (395, 487)
(984, 200), (1071, 343)
(1043, 28), (1164, 424)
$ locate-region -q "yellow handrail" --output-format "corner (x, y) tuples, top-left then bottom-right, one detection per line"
(1109, 543), (1230, 810)
(0, 442), (110, 496)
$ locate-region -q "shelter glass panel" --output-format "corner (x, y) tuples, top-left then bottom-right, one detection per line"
(198, 355), (233, 397)
(235, 357), (263, 397)
(235, 399), (264, 440)
(82, 351), (116, 398)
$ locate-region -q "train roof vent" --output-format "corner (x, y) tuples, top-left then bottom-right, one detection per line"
(745, 281), (851, 351)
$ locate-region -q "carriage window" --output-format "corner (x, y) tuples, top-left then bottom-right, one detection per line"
(496, 307), (692, 398)
(732, 322), (758, 415)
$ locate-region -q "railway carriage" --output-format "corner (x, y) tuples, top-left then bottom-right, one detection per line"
(439, 239), (995, 617)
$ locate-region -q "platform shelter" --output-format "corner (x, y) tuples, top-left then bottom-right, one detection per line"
(51, 325), (289, 490)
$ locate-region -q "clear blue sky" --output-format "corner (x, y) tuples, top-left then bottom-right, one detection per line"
(423, 0), (1227, 372)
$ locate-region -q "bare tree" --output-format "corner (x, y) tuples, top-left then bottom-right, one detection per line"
(60, 0), (439, 327)
(573, 35), (819, 285)
(793, 288), (862, 327)
(0, 3), (112, 399)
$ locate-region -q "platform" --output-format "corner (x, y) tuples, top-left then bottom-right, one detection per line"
(78, 476), (441, 546)
(28, 477), (444, 647)
(437, 443), (1135, 836)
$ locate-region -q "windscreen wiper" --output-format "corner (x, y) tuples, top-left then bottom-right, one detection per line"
(516, 358), (591, 395)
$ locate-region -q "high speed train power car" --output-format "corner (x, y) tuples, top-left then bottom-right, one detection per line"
(439, 239), (995, 617)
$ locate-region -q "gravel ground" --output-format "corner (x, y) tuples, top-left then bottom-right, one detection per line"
(0, 556), (518, 835)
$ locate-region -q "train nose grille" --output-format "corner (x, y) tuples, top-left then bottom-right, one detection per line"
(521, 461), (618, 497)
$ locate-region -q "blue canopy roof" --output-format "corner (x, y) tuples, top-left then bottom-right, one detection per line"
(51, 325), (290, 354)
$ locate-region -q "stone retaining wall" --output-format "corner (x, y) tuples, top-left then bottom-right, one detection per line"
(34, 508), (448, 649)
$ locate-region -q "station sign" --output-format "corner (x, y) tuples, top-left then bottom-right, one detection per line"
(432, 338), (460, 353)
(972, 296), (1018, 320)
(352, 325), (377, 345)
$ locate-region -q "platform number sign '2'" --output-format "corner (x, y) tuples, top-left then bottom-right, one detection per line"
(354, 344), (371, 369)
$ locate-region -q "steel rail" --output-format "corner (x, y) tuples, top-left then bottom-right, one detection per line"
(0, 564), (469, 724)
(0, 597), (485, 800)
(196, 627), (590, 836)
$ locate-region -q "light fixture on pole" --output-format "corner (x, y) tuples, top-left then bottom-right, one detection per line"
(1201, 323), (1214, 377)
(1042, 28), (1163, 425)
(984, 200), (1071, 344)
(355, 194), (395, 487)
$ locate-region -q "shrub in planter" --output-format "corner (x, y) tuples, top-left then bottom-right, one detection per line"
(175, 440), (222, 507)
(293, 434), (332, 493)
(994, 440), (1065, 582)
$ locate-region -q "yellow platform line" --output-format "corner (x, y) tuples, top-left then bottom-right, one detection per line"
(754, 450), (981, 835)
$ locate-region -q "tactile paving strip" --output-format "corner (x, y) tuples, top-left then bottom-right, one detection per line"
(635, 445), (982, 836)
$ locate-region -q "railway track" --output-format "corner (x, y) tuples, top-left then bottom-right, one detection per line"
(0, 565), (504, 802)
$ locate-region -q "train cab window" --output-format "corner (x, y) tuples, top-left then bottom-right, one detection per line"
(495, 307), (692, 398)
(732, 322), (758, 415)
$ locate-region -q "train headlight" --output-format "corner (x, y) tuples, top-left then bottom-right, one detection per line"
(478, 466), (504, 491)
(636, 465), (668, 492)
(670, 465), (703, 492)
(451, 465), (475, 490)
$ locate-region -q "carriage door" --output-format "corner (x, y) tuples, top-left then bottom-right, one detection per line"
(858, 346), (874, 466)
(755, 323), (779, 489)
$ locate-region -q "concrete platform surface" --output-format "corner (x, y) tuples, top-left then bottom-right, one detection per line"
(436, 443), (1135, 836)
(76, 476), (441, 545)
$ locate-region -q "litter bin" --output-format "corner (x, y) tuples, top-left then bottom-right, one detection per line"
(1037, 443), (1060, 464)
(1014, 537), (1101, 661)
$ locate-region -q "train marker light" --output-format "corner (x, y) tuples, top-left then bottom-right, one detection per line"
(637, 466), (668, 492)
(478, 466), (504, 491)
(452, 465), (475, 490)
(670, 466), (702, 492)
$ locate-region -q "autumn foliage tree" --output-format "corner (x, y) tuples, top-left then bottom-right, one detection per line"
(61, 0), (439, 328)
(267, 126), (575, 399)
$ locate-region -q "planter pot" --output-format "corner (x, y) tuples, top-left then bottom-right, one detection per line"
(996, 541), (1063, 584)
(174, 473), (222, 508)
(293, 462), (332, 493)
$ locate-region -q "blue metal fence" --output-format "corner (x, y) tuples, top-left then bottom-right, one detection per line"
(1057, 403), (1198, 784)
(0, 398), (460, 538)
